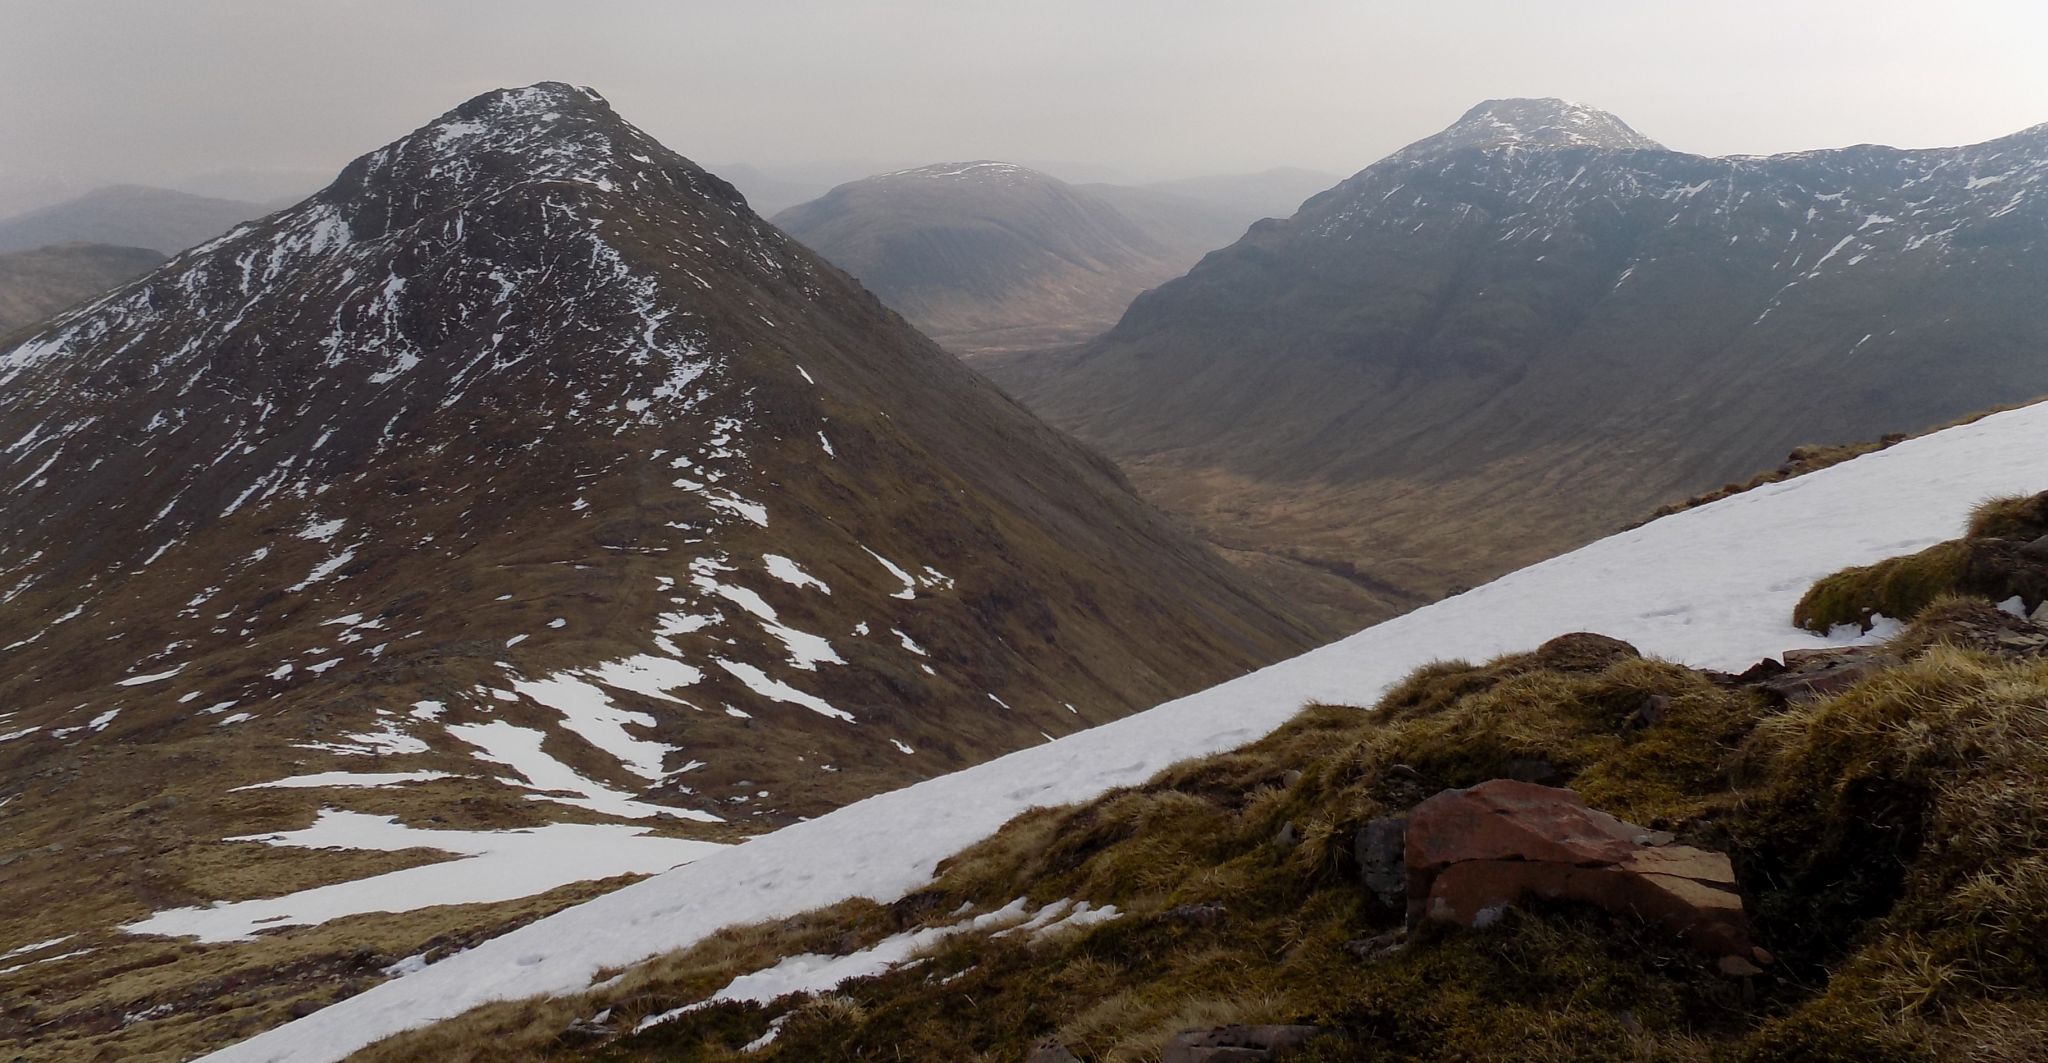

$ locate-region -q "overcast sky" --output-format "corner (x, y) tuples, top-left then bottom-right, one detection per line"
(6, 0), (2048, 199)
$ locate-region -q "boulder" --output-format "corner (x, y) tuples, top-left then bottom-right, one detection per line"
(1354, 815), (1408, 907)
(1163, 1024), (1328, 1063)
(2020, 533), (2048, 561)
(1752, 646), (1898, 705)
(1711, 657), (1787, 686)
(1405, 779), (1764, 970)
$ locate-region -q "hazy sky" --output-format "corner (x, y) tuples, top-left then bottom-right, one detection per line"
(6, 0), (2048, 197)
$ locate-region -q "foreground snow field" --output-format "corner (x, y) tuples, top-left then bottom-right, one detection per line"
(202, 401), (2048, 1063)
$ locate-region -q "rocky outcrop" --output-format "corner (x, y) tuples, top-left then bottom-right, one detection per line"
(1162, 1024), (1329, 1063)
(1753, 646), (1902, 705)
(1404, 779), (1766, 971)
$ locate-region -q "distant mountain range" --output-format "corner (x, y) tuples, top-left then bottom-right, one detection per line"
(772, 162), (1188, 355)
(771, 163), (1340, 356)
(0, 83), (1313, 1059)
(0, 242), (164, 338)
(990, 98), (2048, 628)
(0, 163), (1336, 358)
(0, 184), (269, 255)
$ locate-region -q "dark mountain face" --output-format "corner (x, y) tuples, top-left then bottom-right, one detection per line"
(990, 98), (2048, 629)
(772, 162), (1189, 356)
(0, 242), (165, 338)
(0, 184), (268, 255)
(0, 84), (1314, 1056)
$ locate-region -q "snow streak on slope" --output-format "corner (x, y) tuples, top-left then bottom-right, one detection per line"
(125, 811), (722, 943)
(202, 399), (2048, 1062)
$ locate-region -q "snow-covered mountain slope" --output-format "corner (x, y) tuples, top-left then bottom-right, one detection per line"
(1389, 96), (1664, 157)
(0, 83), (1312, 1059)
(990, 97), (2048, 630)
(202, 398), (2048, 1062)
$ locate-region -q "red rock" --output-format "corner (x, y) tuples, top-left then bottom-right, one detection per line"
(1405, 779), (1761, 969)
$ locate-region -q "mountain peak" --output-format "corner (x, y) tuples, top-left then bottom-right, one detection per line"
(469, 80), (608, 114)
(1400, 97), (1665, 157)
(361, 81), (635, 185)
(877, 161), (1050, 185)
(296, 81), (743, 246)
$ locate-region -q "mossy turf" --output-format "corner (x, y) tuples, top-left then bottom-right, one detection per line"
(356, 532), (2048, 1062)
(1794, 492), (2048, 633)
(1966, 492), (2048, 542)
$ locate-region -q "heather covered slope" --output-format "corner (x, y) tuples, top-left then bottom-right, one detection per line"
(990, 98), (2048, 629)
(190, 398), (2048, 1063)
(0, 242), (165, 337)
(0, 84), (1312, 1061)
(772, 163), (1189, 356)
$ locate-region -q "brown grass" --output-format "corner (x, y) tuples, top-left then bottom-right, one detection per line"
(1967, 493), (2048, 542)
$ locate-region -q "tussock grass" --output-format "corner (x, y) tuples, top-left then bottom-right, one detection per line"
(1724, 644), (2048, 1058)
(1794, 540), (1975, 633)
(1967, 493), (2048, 542)
(1794, 492), (2048, 633)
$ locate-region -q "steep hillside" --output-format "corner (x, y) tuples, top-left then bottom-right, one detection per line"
(184, 394), (2048, 1063)
(0, 242), (165, 337)
(0, 184), (268, 255)
(990, 98), (2048, 630)
(0, 83), (1312, 1061)
(771, 163), (1187, 356)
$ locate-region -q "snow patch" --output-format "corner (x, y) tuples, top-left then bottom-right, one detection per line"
(123, 810), (722, 943)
